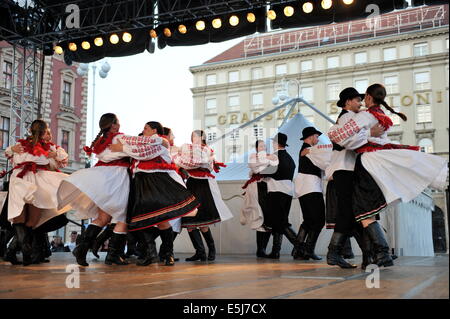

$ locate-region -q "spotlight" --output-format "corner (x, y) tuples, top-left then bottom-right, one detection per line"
(94, 37), (103, 46)
(247, 12), (256, 23)
(196, 20), (206, 31)
(163, 28), (172, 37)
(321, 0), (333, 9)
(81, 41), (90, 50)
(343, 0), (354, 4)
(178, 24), (187, 34)
(68, 42), (77, 51)
(267, 10), (276, 20)
(54, 45), (63, 55)
(212, 18), (222, 29)
(303, 2), (314, 13)
(229, 15), (239, 27)
(149, 29), (157, 38)
(109, 34), (119, 44)
(122, 32), (132, 42)
(284, 6), (294, 17)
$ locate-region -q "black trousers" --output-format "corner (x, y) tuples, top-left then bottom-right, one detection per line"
(333, 170), (361, 235)
(265, 192), (292, 233)
(299, 192), (325, 232)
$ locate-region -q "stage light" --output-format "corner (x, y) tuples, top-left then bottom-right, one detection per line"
(229, 15), (239, 27)
(267, 10), (277, 20)
(122, 32), (132, 42)
(163, 28), (172, 37)
(94, 37), (103, 46)
(196, 20), (206, 31)
(81, 41), (90, 50)
(110, 34), (119, 44)
(178, 24), (187, 34)
(149, 29), (157, 38)
(68, 42), (77, 51)
(343, 0), (354, 4)
(247, 12), (256, 23)
(54, 45), (63, 54)
(284, 6), (294, 17)
(303, 2), (314, 13)
(321, 0), (333, 9)
(212, 18), (222, 29)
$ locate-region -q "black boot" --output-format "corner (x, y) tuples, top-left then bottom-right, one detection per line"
(13, 224), (33, 266)
(291, 225), (307, 257)
(327, 232), (357, 269)
(160, 228), (175, 266)
(159, 231), (180, 262)
(256, 231), (271, 258)
(136, 228), (159, 266)
(185, 229), (207, 261)
(91, 223), (115, 259)
(267, 233), (283, 259)
(105, 233), (129, 265)
(31, 230), (47, 264)
(201, 229), (216, 261)
(281, 226), (303, 260)
(365, 222), (393, 267)
(125, 232), (138, 258)
(342, 237), (355, 259)
(72, 224), (102, 266)
(303, 230), (322, 261)
(4, 234), (21, 265)
(352, 228), (373, 270)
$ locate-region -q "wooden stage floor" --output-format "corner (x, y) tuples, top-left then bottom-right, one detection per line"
(0, 253), (448, 299)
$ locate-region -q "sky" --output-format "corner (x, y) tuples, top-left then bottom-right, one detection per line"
(85, 37), (242, 145)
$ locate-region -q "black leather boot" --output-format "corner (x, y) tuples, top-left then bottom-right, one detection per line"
(4, 234), (21, 265)
(185, 229), (207, 261)
(303, 230), (322, 261)
(159, 231), (180, 262)
(31, 230), (48, 264)
(256, 231), (271, 258)
(136, 228), (159, 266)
(13, 224), (33, 266)
(327, 232), (357, 269)
(105, 233), (129, 265)
(291, 225), (307, 257)
(159, 228), (175, 266)
(352, 228), (373, 270)
(201, 229), (216, 261)
(267, 233), (283, 259)
(365, 222), (393, 267)
(342, 237), (355, 259)
(72, 224), (102, 266)
(91, 223), (115, 258)
(125, 232), (139, 258)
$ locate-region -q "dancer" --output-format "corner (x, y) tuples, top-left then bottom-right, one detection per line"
(241, 140), (278, 258)
(110, 121), (200, 266)
(328, 84), (448, 267)
(174, 130), (233, 262)
(293, 127), (332, 261)
(57, 113), (165, 266)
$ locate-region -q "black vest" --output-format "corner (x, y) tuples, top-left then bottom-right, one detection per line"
(332, 110), (348, 152)
(298, 143), (322, 178)
(260, 149), (295, 181)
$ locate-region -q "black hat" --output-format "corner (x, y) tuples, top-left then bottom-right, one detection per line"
(336, 87), (365, 108)
(300, 127), (322, 140)
(271, 133), (288, 147)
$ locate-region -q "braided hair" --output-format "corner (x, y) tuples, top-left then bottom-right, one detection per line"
(28, 119), (48, 146)
(89, 113), (118, 149)
(366, 84), (407, 121)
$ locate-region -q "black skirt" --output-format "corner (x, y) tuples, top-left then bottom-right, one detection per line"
(352, 155), (387, 222)
(325, 180), (338, 230)
(181, 177), (221, 228)
(127, 172), (200, 232)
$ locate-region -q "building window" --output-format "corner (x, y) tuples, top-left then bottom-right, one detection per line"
(62, 81), (72, 107)
(354, 79), (368, 94)
(415, 71), (430, 90)
(327, 83), (340, 101)
(205, 98), (217, 113)
(354, 52), (367, 64)
(416, 104), (432, 123)
(301, 86), (314, 102)
(228, 71), (239, 83)
(229, 124), (240, 140)
(228, 145), (239, 162)
(206, 131), (217, 143)
(413, 42), (428, 57)
(383, 47), (397, 61)
(61, 130), (70, 156)
(251, 92), (263, 107)
(0, 117), (10, 149)
(2, 61), (12, 90)
(206, 74), (216, 86)
(228, 95), (240, 110)
(253, 124), (264, 140)
(418, 138), (433, 153)
(327, 56), (339, 69)
(384, 75), (399, 94)
(301, 60), (313, 72)
(275, 64), (287, 76)
(251, 67), (263, 80)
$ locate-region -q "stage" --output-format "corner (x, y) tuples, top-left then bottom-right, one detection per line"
(0, 253), (448, 299)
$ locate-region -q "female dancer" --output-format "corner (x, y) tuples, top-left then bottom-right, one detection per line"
(57, 113), (165, 266)
(3, 120), (70, 265)
(174, 130), (233, 261)
(328, 84), (448, 267)
(241, 140), (278, 258)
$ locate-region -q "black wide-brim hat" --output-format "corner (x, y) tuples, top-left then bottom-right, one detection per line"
(271, 133), (289, 147)
(300, 127), (322, 140)
(337, 87), (365, 108)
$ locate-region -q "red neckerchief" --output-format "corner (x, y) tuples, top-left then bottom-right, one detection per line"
(83, 132), (123, 156)
(19, 138), (50, 157)
(367, 106), (393, 131)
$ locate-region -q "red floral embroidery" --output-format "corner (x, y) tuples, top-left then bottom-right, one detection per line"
(367, 106), (393, 130)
